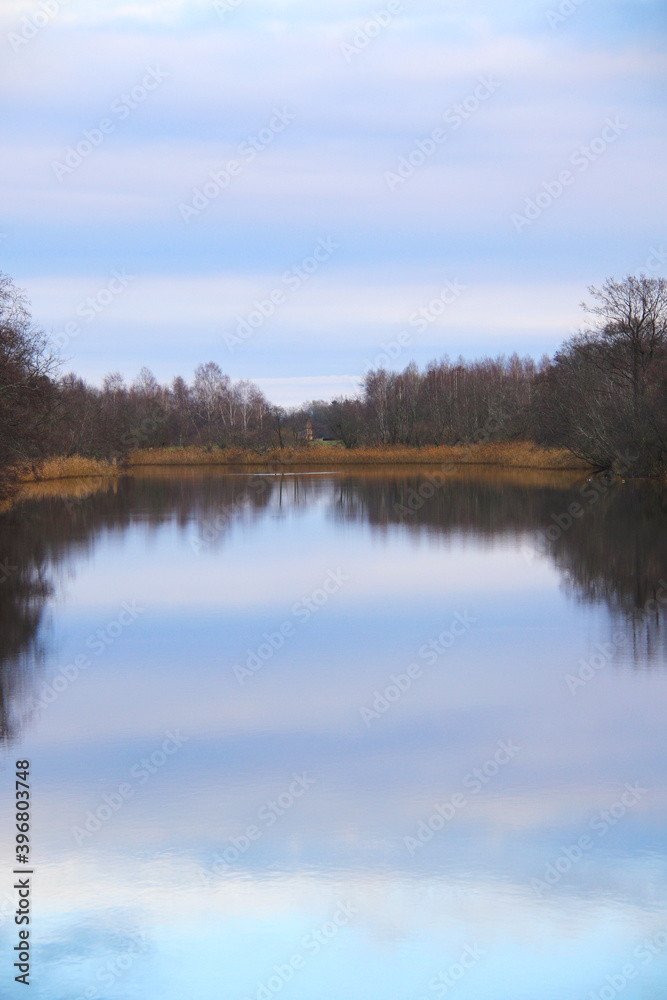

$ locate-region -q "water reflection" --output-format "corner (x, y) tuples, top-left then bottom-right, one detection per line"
(1, 467), (665, 743)
(1, 468), (667, 999)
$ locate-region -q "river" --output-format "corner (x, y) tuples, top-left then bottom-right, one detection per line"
(1, 467), (666, 999)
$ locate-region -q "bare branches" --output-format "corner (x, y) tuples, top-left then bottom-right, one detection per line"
(0, 272), (61, 494)
(1, 270), (666, 479)
(540, 276), (667, 474)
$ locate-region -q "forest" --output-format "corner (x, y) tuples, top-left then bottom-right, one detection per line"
(1, 271), (666, 496)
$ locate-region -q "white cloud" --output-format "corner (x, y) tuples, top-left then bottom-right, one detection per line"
(25, 272), (583, 341)
(0, 0), (663, 382)
(253, 375), (362, 405)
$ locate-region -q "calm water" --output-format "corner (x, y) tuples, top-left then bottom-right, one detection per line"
(1, 467), (667, 1000)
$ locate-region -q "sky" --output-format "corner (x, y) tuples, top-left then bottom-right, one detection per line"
(0, 0), (665, 406)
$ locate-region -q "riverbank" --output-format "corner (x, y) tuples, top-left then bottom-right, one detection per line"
(18, 456), (120, 481)
(1, 458), (118, 509)
(126, 441), (590, 470)
(13, 443), (591, 484)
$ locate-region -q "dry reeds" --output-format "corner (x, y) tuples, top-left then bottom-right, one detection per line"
(18, 456), (120, 482)
(127, 441), (589, 470)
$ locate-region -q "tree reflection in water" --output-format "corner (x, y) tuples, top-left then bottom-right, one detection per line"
(1, 468), (664, 743)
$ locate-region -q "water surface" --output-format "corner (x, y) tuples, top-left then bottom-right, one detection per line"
(1, 467), (666, 1000)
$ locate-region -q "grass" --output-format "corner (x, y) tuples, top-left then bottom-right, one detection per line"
(2, 457), (119, 510)
(18, 455), (120, 482)
(127, 441), (590, 470)
(2, 443), (591, 511)
(8, 444), (590, 497)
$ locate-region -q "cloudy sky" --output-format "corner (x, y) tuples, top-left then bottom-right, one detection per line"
(0, 0), (665, 405)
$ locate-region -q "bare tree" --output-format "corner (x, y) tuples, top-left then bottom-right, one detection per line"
(0, 273), (59, 493)
(536, 276), (667, 474)
(193, 361), (229, 445)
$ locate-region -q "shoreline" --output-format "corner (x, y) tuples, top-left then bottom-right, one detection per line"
(15, 443), (591, 483)
(17, 456), (122, 482)
(126, 442), (591, 472)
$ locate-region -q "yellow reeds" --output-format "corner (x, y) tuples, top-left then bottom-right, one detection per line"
(18, 456), (120, 482)
(126, 441), (589, 470)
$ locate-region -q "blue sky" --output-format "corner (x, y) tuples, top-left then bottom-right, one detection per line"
(0, 0), (665, 404)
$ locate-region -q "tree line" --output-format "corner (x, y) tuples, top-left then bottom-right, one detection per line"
(1, 272), (666, 495)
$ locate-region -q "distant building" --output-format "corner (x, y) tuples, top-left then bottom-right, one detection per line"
(305, 418), (313, 442)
